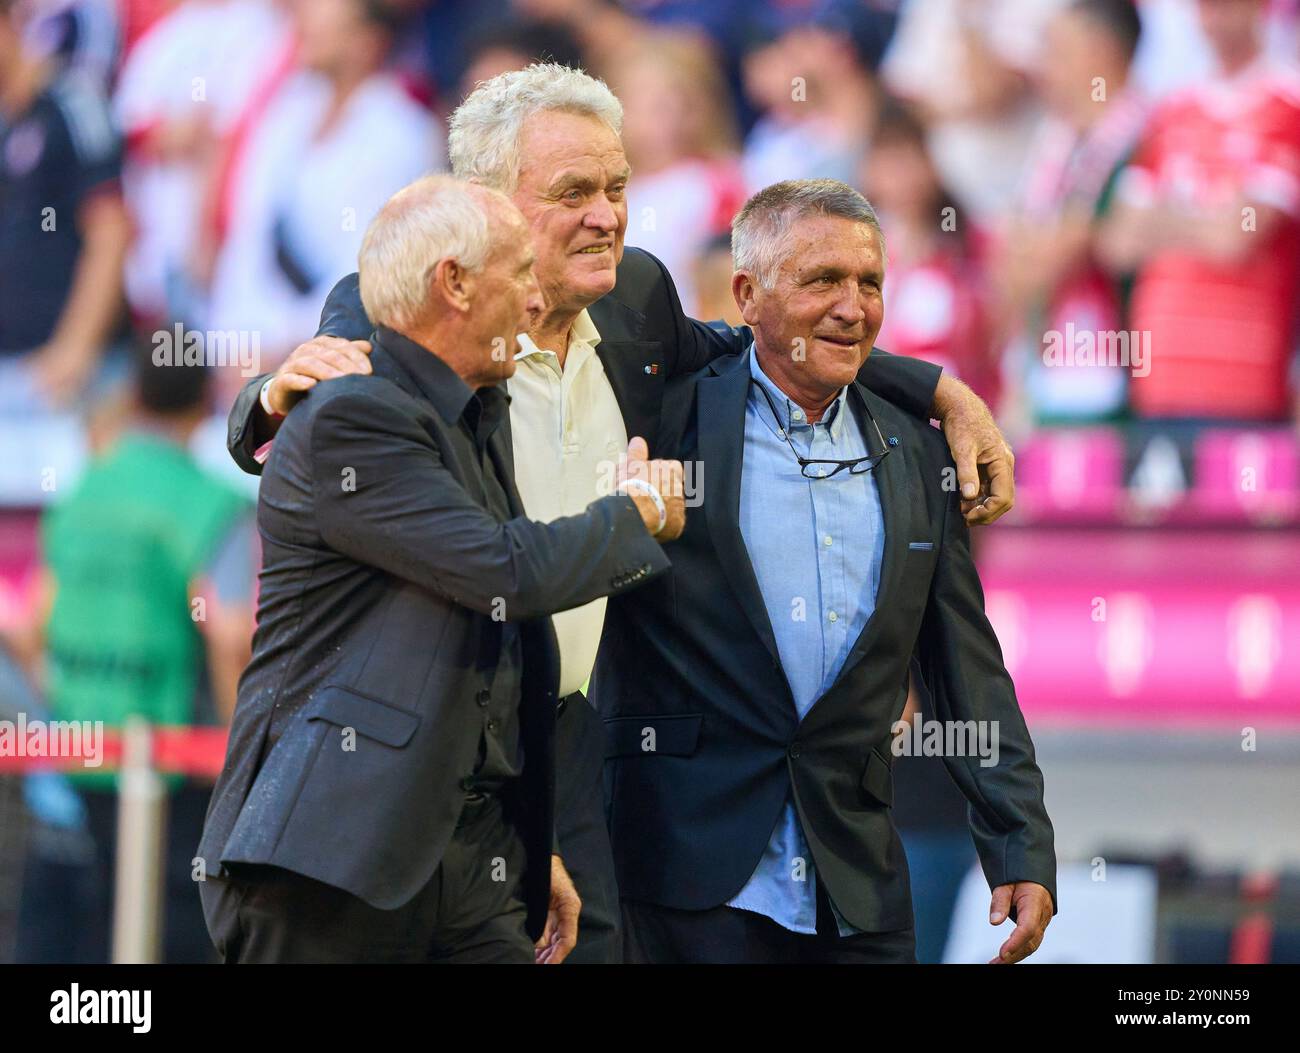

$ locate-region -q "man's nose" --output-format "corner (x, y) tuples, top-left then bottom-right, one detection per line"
(829, 286), (866, 324)
(525, 273), (544, 316)
(583, 195), (619, 233)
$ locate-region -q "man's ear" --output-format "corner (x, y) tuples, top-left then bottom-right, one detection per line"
(733, 270), (761, 328)
(432, 257), (473, 313)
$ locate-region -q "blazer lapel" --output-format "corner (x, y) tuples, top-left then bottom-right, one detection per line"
(698, 355), (783, 668)
(836, 381), (912, 681)
(596, 339), (665, 445)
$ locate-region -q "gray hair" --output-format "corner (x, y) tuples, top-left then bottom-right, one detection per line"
(731, 179), (885, 289)
(358, 174), (499, 330)
(448, 62), (623, 192)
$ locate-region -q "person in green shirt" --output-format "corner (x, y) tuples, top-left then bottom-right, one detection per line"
(23, 340), (255, 963)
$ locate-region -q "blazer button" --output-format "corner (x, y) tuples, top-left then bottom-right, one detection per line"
(788, 742), (802, 759)
(487, 718), (499, 732)
(476, 689), (490, 707)
(459, 776), (474, 791)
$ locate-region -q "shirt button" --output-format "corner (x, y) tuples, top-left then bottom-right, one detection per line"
(792, 409), (804, 421)
(823, 535), (832, 546)
(817, 468), (827, 478)
(828, 610), (838, 623)
(476, 690), (490, 707)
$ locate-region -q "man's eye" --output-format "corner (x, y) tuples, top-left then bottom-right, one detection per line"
(608, 185), (626, 198)
(564, 189), (582, 202)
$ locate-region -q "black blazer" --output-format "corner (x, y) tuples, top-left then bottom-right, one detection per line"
(591, 351), (1058, 932)
(198, 330), (670, 940)
(225, 247), (942, 473)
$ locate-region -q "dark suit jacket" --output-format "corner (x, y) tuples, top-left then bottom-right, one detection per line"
(198, 329), (670, 940)
(224, 247), (942, 473)
(591, 350), (1058, 933)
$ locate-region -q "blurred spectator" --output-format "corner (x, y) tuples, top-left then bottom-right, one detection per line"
(882, 0), (1068, 223)
(204, 0), (441, 369)
(741, 14), (885, 191)
(1100, 0), (1300, 422)
(113, 0), (292, 328)
(692, 232), (744, 328)
(612, 32), (745, 314)
(458, 16), (586, 102)
(19, 343), (254, 962)
(863, 100), (1000, 407)
(0, 0), (129, 408)
(22, 0), (120, 89)
(996, 0), (1148, 426)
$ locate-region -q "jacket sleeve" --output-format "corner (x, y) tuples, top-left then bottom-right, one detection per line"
(225, 273), (373, 476)
(916, 469), (1058, 917)
(310, 387), (671, 620)
(650, 250), (943, 418)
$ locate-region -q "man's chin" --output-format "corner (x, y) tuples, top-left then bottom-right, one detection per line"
(569, 265), (617, 302)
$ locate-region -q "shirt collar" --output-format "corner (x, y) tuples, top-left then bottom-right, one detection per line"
(374, 324), (500, 430)
(514, 308), (603, 361)
(747, 344), (849, 439)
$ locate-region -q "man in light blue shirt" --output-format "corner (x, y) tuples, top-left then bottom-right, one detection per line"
(729, 346), (886, 935)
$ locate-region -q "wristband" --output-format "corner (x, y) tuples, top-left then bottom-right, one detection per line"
(259, 376), (284, 419)
(618, 477), (667, 536)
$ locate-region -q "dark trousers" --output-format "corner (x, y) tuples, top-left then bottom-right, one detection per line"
(200, 792), (533, 963)
(622, 882), (918, 964)
(554, 691), (621, 964)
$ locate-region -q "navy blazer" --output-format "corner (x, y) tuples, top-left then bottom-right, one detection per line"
(592, 351), (1058, 932)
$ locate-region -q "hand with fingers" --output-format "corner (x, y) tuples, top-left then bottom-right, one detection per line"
(934, 375), (1016, 525)
(263, 336), (374, 416)
(535, 855), (581, 964)
(617, 435), (687, 542)
(987, 881), (1053, 964)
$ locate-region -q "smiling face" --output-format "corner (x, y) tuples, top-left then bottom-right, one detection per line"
(734, 213), (885, 407)
(512, 109), (630, 317)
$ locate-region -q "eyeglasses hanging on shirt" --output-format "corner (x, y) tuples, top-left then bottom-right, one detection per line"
(750, 377), (892, 480)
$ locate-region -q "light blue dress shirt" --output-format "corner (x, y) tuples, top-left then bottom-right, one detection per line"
(727, 347), (887, 935)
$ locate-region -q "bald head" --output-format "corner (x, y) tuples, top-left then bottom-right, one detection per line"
(358, 173), (543, 388)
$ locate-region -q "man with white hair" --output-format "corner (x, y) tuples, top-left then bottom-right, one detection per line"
(221, 63), (1018, 963)
(197, 174), (685, 963)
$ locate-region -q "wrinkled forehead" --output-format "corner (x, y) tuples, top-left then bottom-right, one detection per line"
(778, 214), (884, 276)
(516, 109), (630, 185)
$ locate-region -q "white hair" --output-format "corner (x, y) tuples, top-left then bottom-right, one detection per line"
(732, 178), (886, 289)
(358, 174), (498, 330)
(448, 62), (623, 192)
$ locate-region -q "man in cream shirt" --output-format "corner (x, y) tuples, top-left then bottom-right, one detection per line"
(510, 310), (627, 700)
(231, 65), (1017, 964)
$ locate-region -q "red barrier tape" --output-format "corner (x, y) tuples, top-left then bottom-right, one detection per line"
(0, 725), (228, 778)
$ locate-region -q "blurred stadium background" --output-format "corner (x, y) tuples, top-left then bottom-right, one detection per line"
(0, 0), (1298, 964)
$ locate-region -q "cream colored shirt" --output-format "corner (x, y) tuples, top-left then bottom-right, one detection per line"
(507, 309), (628, 696)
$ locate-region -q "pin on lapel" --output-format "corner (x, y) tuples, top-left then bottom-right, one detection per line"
(644, 364), (659, 375)
(887, 436), (900, 446)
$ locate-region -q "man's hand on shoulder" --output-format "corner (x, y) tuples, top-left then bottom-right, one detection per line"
(264, 336), (374, 416)
(931, 374), (1016, 526)
(987, 881), (1053, 964)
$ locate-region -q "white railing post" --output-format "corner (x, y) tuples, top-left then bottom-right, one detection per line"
(111, 716), (166, 964)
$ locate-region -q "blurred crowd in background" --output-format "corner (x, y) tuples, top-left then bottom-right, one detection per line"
(1, 0), (1299, 965)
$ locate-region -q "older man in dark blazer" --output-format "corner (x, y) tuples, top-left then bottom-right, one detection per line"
(197, 175), (683, 963)
(595, 180), (1058, 964)
(217, 65), (1018, 963)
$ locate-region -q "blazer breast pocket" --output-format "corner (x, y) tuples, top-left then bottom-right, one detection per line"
(305, 684), (421, 748)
